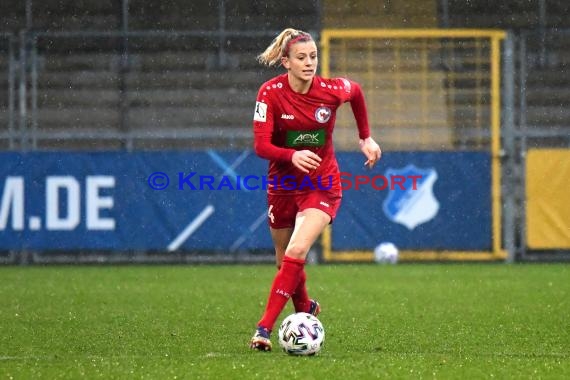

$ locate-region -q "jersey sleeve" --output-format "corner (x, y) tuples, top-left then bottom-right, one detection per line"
(338, 78), (371, 140)
(252, 87), (295, 162)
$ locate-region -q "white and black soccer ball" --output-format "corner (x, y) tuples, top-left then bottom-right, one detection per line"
(278, 312), (325, 356)
(374, 242), (399, 264)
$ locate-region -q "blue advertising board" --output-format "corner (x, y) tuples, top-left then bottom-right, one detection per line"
(0, 151), (272, 251)
(333, 151), (491, 251)
(0, 151), (491, 252)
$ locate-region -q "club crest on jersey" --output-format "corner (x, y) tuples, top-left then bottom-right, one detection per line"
(315, 106), (331, 123)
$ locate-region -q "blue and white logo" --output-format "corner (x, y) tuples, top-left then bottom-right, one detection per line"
(382, 164), (439, 230)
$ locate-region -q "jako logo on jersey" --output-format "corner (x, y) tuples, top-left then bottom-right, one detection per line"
(253, 101), (267, 122)
(315, 107), (331, 123)
(382, 164), (439, 230)
(292, 133), (320, 146)
(319, 201), (330, 208)
(281, 114), (295, 120)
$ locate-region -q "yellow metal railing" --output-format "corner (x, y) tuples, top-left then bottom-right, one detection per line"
(320, 29), (507, 261)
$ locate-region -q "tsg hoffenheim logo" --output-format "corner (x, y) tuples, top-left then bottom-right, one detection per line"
(382, 164), (439, 230)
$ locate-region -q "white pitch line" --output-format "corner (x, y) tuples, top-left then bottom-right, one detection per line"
(167, 205), (215, 252)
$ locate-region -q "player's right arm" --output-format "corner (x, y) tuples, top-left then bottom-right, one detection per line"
(252, 86), (294, 162)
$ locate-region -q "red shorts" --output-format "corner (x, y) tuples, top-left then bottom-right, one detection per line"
(266, 191), (342, 229)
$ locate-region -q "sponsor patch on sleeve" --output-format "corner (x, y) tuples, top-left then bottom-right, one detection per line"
(253, 101), (267, 122)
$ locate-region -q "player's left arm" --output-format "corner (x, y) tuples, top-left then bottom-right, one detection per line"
(346, 80), (382, 169)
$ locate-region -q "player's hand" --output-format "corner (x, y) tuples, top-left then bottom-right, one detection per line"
(359, 137), (382, 169)
(292, 150), (322, 173)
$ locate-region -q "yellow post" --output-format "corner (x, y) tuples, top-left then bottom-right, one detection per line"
(490, 36), (505, 259)
(320, 30), (331, 78)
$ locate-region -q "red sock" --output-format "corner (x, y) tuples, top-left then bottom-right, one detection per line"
(292, 269), (310, 313)
(258, 256), (305, 331)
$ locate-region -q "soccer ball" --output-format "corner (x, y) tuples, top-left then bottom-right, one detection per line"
(374, 242), (399, 264)
(278, 312), (325, 356)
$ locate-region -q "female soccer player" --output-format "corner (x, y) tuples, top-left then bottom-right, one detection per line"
(250, 28), (381, 351)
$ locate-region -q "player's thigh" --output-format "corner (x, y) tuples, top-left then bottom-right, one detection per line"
(285, 208), (331, 260)
(296, 189), (341, 223)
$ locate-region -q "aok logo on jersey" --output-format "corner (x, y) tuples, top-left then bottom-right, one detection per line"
(293, 133), (319, 145)
(286, 129), (325, 147)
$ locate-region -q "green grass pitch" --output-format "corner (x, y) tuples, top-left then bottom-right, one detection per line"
(1, 263), (568, 379)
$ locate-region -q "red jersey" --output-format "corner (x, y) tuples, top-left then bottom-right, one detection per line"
(253, 73), (370, 195)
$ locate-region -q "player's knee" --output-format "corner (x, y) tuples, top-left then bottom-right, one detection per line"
(285, 244), (309, 260)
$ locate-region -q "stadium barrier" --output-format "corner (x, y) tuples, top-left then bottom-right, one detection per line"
(0, 150), (498, 263)
(514, 29), (570, 261)
(525, 149), (570, 250)
(320, 28), (509, 261)
(0, 32), (17, 151)
(3, 27), (570, 262)
(6, 30), (282, 151)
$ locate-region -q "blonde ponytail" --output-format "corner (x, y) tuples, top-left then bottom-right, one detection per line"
(257, 28), (313, 67)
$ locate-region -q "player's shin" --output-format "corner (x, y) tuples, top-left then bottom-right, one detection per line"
(257, 255), (305, 331)
(291, 269), (310, 313)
